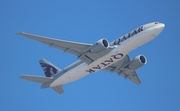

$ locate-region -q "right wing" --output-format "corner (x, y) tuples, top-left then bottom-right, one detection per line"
(105, 55), (141, 85)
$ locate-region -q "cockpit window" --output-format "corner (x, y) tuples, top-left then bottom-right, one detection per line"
(155, 22), (159, 24)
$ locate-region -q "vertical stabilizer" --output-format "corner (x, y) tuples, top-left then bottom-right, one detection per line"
(39, 59), (61, 77)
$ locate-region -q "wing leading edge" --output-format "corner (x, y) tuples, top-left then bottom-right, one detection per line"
(104, 55), (141, 85)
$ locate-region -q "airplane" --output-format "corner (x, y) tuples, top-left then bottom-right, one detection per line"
(16, 22), (165, 94)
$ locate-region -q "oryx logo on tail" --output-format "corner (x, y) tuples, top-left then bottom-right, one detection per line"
(39, 59), (61, 77)
(40, 63), (57, 77)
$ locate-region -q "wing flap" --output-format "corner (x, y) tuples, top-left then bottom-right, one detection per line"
(118, 70), (141, 85)
(104, 55), (141, 85)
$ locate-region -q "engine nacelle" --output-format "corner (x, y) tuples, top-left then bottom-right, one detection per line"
(127, 55), (147, 69)
(90, 39), (109, 53)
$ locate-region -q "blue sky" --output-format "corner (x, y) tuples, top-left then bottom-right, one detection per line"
(1, 0), (180, 111)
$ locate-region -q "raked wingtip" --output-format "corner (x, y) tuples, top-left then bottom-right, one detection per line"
(15, 32), (25, 35)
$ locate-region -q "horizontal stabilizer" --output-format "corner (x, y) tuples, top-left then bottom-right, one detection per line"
(51, 85), (64, 94)
(20, 75), (53, 83)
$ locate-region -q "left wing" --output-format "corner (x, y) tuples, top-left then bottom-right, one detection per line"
(16, 32), (92, 56)
(104, 55), (141, 85)
(16, 32), (113, 64)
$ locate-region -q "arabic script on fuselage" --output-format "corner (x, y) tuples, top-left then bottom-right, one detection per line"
(113, 26), (143, 45)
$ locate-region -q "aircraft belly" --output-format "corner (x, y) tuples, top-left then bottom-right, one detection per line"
(50, 52), (124, 87)
(50, 63), (88, 87)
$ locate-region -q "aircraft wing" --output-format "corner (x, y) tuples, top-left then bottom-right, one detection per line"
(16, 32), (92, 56)
(104, 55), (141, 85)
(16, 32), (113, 64)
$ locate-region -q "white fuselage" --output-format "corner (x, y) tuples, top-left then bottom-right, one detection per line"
(50, 22), (165, 87)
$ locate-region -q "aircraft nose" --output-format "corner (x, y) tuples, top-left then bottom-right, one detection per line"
(159, 23), (165, 30)
(155, 23), (165, 33)
(150, 22), (165, 37)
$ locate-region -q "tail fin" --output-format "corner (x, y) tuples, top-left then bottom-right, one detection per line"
(39, 58), (61, 77)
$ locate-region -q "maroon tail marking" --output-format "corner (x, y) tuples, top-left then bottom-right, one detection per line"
(40, 63), (58, 77)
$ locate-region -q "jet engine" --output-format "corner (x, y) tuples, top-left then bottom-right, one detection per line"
(90, 39), (109, 53)
(127, 55), (147, 69)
